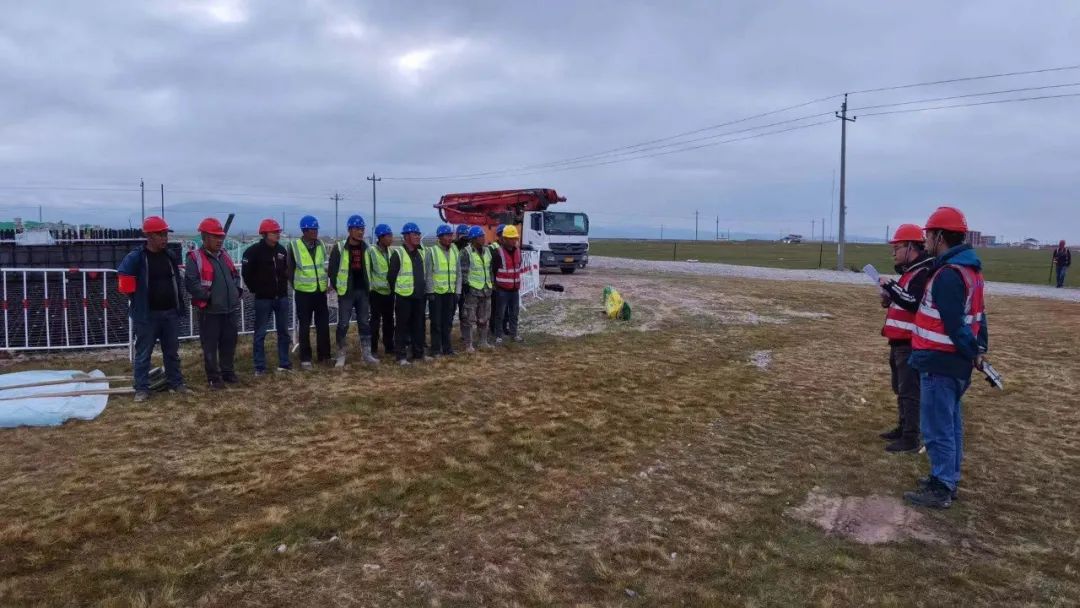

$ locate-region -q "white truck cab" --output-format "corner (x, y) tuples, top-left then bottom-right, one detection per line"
(523, 210), (589, 274)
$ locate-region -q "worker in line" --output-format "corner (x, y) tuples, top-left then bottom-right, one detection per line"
(876, 224), (934, 453)
(904, 206), (989, 509)
(488, 224), (506, 337)
(241, 218), (291, 376)
(459, 226), (493, 352)
(425, 224), (462, 356)
(387, 222), (428, 365)
(491, 225), (524, 345)
(185, 217), (242, 390)
(288, 215), (331, 369)
(329, 214), (379, 367)
(367, 224), (395, 356)
(118, 216), (191, 401)
(453, 224), (471, 326)
(1052, 240), (1071, 288)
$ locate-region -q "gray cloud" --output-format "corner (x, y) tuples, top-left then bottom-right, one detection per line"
(1, 0), (1078, 242)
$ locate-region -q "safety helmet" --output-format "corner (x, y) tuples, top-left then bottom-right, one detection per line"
(142, 216), (171, 233)
(924, 206), (967, 233)
(347, 214), (366, 229)
(455, 224), (470, 237)
(502, 225), (520, 239)
(889, 224), (925, 244)
(436, 224), (453, 237)
(197, 217), (226, 236)
(258, 218), (282, 234)
(496, 224), (506, 236)
(374, 223), (393, 238)
(468, 226), (485, 240)
(401, 222), (421, 235)
(300, 215), (320, 231)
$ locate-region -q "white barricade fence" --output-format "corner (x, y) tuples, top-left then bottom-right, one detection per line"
(520, 250), (541, 307)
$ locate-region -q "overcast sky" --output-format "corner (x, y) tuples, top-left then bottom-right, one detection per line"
(2, 0), (1078, 242)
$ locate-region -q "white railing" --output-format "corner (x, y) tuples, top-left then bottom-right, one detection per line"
(520, 250), (541, 302)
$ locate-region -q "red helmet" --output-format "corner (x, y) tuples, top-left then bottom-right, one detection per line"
(142, 216), (171, 233)
(924, 206), (968, 233)
(889, 223), (925, 244)
(259, 218), (282, 234)
(197, 217), (226, 236)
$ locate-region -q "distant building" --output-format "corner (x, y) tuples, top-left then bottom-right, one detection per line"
(1023, 238), (1041, 250)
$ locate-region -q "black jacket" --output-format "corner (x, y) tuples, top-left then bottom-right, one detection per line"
(1053, 248), (1072, 268)
(242, 239), (289, 299)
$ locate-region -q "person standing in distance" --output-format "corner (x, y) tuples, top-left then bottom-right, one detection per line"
(242, 218), (292, 375)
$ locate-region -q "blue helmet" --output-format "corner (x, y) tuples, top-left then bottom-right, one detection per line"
(374, 223), (392, 238)
(401, 222), (421, 235)
(300, 215), (319, 230)
(436, 224), (453, 237)
(468, 226), (485, 240)
(455, 224), (470, 237)
(496, 223), (506, 236)
(347, 214), (366, 229)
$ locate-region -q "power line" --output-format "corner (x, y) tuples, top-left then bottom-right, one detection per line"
(848, 81), (1080, 112)
(847, 63), (1080, 95)
(857, 91), (1080, 118)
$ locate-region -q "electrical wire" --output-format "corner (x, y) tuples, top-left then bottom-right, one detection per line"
(847, 63), (1080, 95)
(848, 81), (1080, 112)
(857, 91), (1080, 118)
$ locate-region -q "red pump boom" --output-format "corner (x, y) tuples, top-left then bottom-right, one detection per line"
(435, 188), (566, 227)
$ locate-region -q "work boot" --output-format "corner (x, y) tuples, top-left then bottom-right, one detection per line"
(301, 361), (313, 370)
(465, 342), (475, 354)
(479, 334), (492, 349)
(170, 384), (193, 395)
(885, 438), (920, 454)
(276, 365), (292, 373)
(904, 477), (953, 509)
(222, 373), (240, 385)
(918, 476), (959, 500)
(494, 337), (503, 346)
(513, 335), (524, 343)
(398, 358), (411, 367)
(208, 379), (226, 391)
(254, 369), (267, 378)
(879, 426), (902, 440)
(335, 346), (347, 368)
(134, 390), (151, 403)
(361, 340), (380, 364)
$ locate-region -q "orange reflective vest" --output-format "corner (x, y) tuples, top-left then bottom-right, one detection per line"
(912, 264), (985, 353)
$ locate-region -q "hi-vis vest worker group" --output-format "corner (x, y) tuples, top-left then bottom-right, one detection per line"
(873, 206), (989, 510)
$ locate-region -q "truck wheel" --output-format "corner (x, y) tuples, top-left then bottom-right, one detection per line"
(560, 268), (576, 275)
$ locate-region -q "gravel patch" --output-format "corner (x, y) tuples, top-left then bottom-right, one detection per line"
(590, 257), (1080, 302)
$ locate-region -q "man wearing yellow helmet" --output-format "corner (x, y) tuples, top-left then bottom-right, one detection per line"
(491, 225), (524, 345)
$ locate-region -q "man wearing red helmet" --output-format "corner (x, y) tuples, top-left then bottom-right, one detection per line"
(904, 206), (989, 509)
(242, 218), (291, 375)
(1052, 240), (1071, 288)
(876, 224), (933, 454)
(185, 217), (243, 390)
(117, 216), (191, 401)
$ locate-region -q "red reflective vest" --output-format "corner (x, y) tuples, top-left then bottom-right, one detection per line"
(881, 267), (923, 341)
(495, 247), (522, 291)
(911, 264), (985, 353)
(187, 248), (238, 309)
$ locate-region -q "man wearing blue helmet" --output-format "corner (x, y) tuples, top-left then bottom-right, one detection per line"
(424, 224), (462, 356)
(459, 226), (494, 352)
(452, 225), (471, 326)
(366, 224), (395, 356)
(287, 215), (331, 368)
(328, 214), (378, 367)
(387, 222), (428, 364)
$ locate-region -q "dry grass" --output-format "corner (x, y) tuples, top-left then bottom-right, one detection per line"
(0, 268), (1077, 607)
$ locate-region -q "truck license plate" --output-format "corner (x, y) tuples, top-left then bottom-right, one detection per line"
(563, 257), (575, 263)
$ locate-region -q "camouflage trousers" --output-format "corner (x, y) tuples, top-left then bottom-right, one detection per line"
(461, 291), (492, 346)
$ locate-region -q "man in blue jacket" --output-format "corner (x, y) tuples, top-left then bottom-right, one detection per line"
(116, 216), (192, 402)
(905, 206), (989, 509)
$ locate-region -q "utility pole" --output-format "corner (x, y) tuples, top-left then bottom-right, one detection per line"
(716, 216), (720, 240)
(38, 206), (42, 223)
(367, 173), (381, 231)
(160, 184), (165, 218)
(331, 192), (343, 239)
(886, 225), (890, 243)
(660, 224), (664, 240)
(140, 179), (145, 222)
(812, 219), (816, 242)
(694, 210), (699, 241)
(835, 95), (855, 270)
(829, 169), (836, 242)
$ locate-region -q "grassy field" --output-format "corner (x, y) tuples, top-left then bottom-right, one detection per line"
(0, 268), (1078, 606)
(589, 239), (1070, 286)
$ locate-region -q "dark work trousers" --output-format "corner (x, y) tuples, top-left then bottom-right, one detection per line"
(889, 342), (921, 441)
(395, 296), (427, 361)
(369, 291), (395, 354)
(253, 296), (291, 372)
(295, 290), (331, 363)
(336, 289), (372, 348)
(132, 309), (184, 391)
(492, 289), (520, 339)
(429, 293), (457, 355)
(199, 310), (239, 383)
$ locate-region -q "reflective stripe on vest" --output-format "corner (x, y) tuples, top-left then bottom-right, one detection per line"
(495, 247), (522, 290)
(335, 239), (365, 296)
(467, 247), (493, 291)
(292, 239), (327, 293)
(911, 264), (985, 353)
(367, 246), (391, 295)
(430, 245), (459, 294)
(188, 248), (237, 309)
(393, 246), (423, 297)
(881, 266), (921, 341)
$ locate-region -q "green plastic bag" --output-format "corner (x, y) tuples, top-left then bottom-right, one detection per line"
(602, 286), (632, 321)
